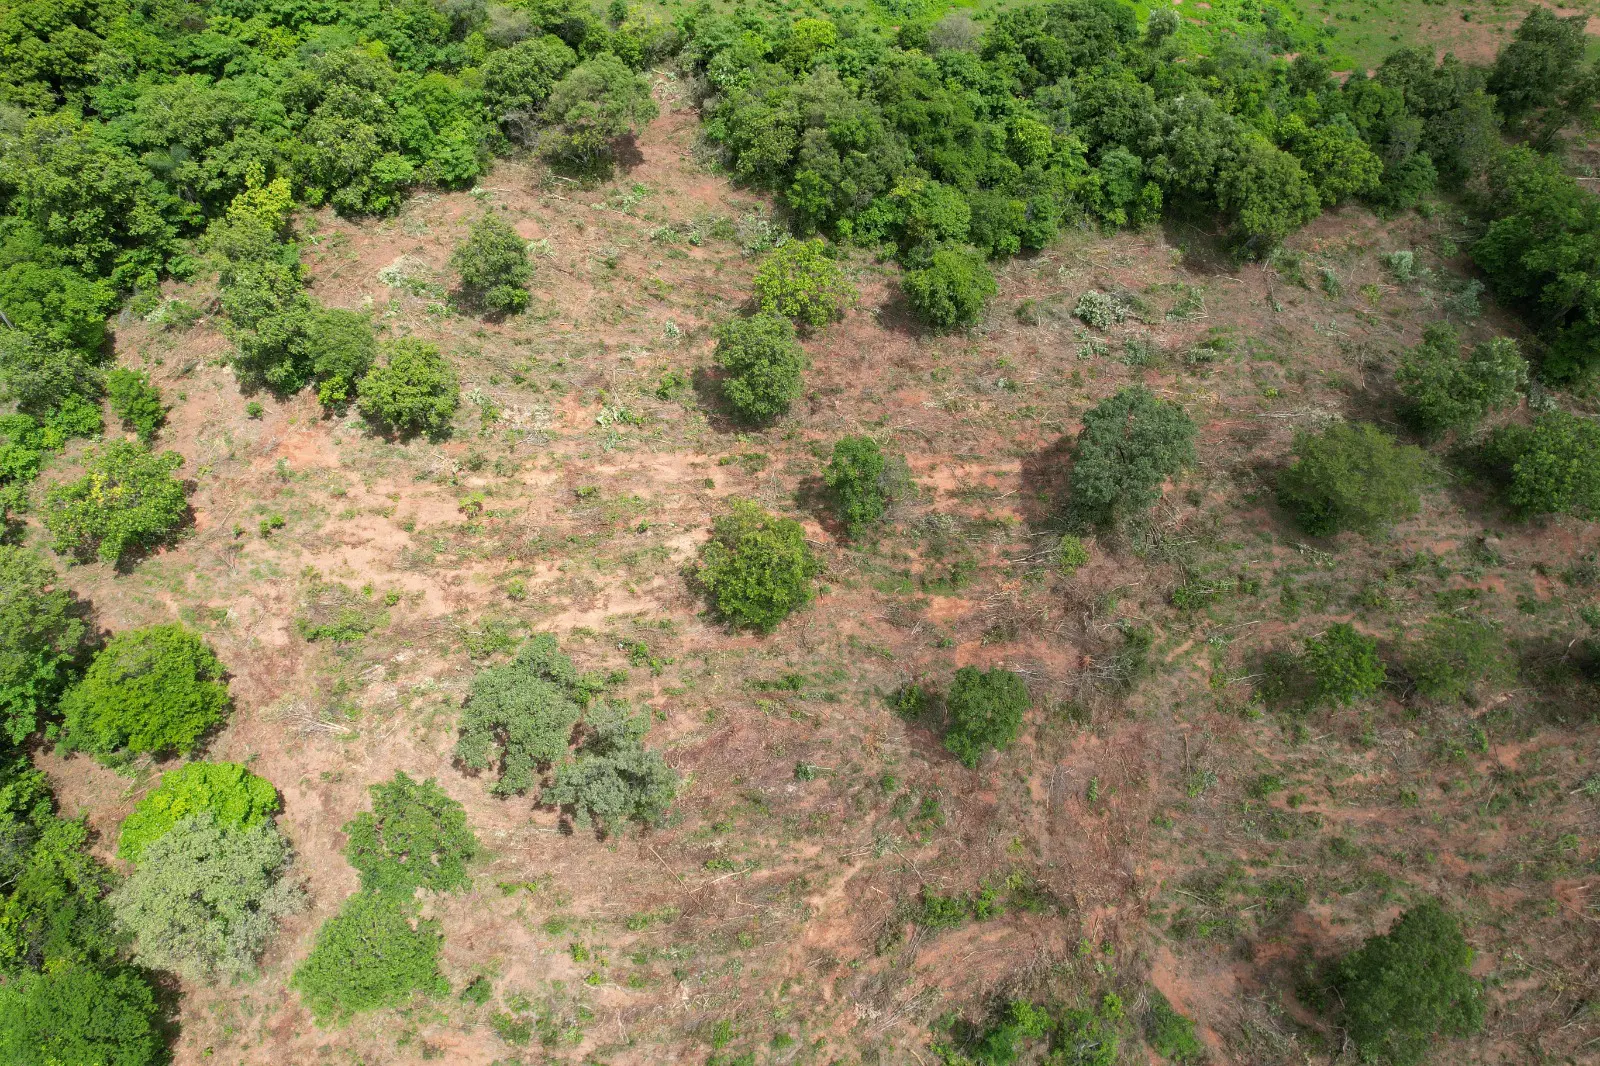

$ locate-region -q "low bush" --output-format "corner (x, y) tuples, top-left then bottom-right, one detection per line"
(824, 435), (889, 537)
(0, 961), (165, 1066)
(1067, 387), (1196, 528)
(943, 666), (1031, 769)
(1145, 989), (1205, 1064)
(1277, 422), (1431, 537)
(104, 368), (164, 442)
(1395, 325), (1526, 436)
(0, 545), (87, 745)
(357, 339), (460, 437)
(752, 239), (854, 330)
(902, 245), (996, 330)
(344, 772), (478, 897)
(291, 890), (448, 1025)
(547, 703), (679, 832)
(1055, 534), (1090, 576)
(118, 761), (280, 862)
(43, 441), (188, 565)
(451, 212), (532, 315)
(696, 499), (820, 632)
(1332, 899), (1483, 1066)
(1303, 623), (1384, 706)
(1404, 615), (1513, 702)
(57, 624), (230, 759)
(714, 313), (806, 425)
(1484, 411), (1600, 518)
(457, 634), (592, 797)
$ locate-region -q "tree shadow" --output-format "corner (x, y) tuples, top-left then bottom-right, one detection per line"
(690, 366), (765, 436)
(873, 286), (934, 339)
(1159, 215), (1240, 276)
(1017, 434), (1077, 530)
(612, 133), (645, 174)
(793, 474), (846, 540)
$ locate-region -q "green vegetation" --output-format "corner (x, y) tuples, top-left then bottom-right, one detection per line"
(1056, 534), (1090, 576)
(0, 546), (86, 745)
(291, 890), (448, 1025)
(452, 212), (533, 315)
(43, 441), (188, 565)
(1484, 411), (1600, 519)
(1404, 615), (1513, 703)
(118, 761), (280, 862)
(357, 339), (461, 437)
(1395, 326), (1526, 437)
(1067, 387), (1196, 528)
(824, 435), (889, 538)
(1277, 422), (1430, 537)
(1145, 989), (1205, 1063)
(714, 313), (806, 425)
(1303, 623), (1384, 707)
(696, 499), (820, 632)
(104, 368), (164, 442)
(1332, 899), (1484, 1066)
(902, 246), (998, 330)
(753, 238), (854, 330)
(547, 703), (679, 832)
(942, 666), (1031, 769)
(458, 634), (592, 797)
(933, 994), (1126, 1066)
(56, 624), (229, 760)
(541, 53), (659, 174)
(344, 772), (478, 896)
(0, 961), (164, 1066)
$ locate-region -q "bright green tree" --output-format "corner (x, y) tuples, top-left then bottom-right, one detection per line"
(291, 891), (447, 1025)
(824, 435), (889, 538)
(43, 441), (188, 565)
(451, 212), (533, 315)
(118, 761), (280, 862)
(357, 339), (460, 437)
(753, 239), (854, 330)
(343, 772), (477, 897)
(105, 368), (164, 442)
(902, 246), (997, 330)
(697, 499), (820, 632)
(57, 624), (230, 759)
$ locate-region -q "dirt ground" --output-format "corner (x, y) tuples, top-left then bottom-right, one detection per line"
(30, 73), (1600, 1065)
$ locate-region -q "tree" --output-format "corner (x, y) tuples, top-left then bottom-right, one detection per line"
(357, 339), (460, 437)
(291, 890), (447, 1025)
(307, 308), (376, 409)
(696, 499), (820, 632)
(943, 666), (1030, 769)
(1303, 623), (1384, 706)
(343, 772), (477, 897)
(1277, 422), (1430, 537)
(547, 703), (679, 832)
(0, 962), (165, 1066)
(0, 328), (102, 419)
(1218, 137), (1322, 249)
(109, 813), (302, 981)
(118, 761), (280, 862)
(714, 313), (806, 425)
(1484, 411), (1600, 518)
(105, 368), (164, 442)
(451, 212), (533, 315)
(1489, 9), (1589, 121)
(902, 246), (997, 330)
(457, 634), (590, 797)
(752, 239), (854, 330)
(1396, 326), (1526, 437)
(57, 624), (230, 759)
(483, 35), (580, 136)
(0, 545), (86, 745)
(1404, 615), (1512, 703)
(1332, 899), (1483, 1066)
(43, 441), (188, 565)
(542, 52), (659, 172)
(1067, 387), (1196, 528)
(824, 435), (889, 538)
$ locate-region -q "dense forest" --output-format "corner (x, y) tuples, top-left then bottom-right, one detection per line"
(3, 0), (1600, 1060)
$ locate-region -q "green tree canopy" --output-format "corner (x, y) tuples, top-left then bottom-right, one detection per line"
(902, 246), (997, 331)
(291, 890), (447, 1025)
(451, 212), (533, 315)
(0, 545), (87, 746)
(547, 703), (679, 832)
(542, 52), (659, 172)
(1277, 422), (1430, 537)
(357, 339), (460, 437)
(714, 313), (806, 425)
(1067, 387), (1196, 528)
(824, 435), (890, 538)
(57, 624), (230, 759)
(1303, 623), (1384, 706)
(943, 666), (1031, 769)
(0, 962), (165, 1066)
(457, 634), (592, 797)
(43, 441), (188, 565)
(1484, 411), (1600, 518)
(344, 772), (478, 897)
(696, 499), (820, 632)
(118, 761), (280, 862)
(753, 238), (855, 330)
(1395, 325), (1526, 437)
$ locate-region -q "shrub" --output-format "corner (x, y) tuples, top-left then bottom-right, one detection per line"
(1404, 615), (1513, 702)
(0, 962), (164, 1066)
(57, 624), (229, 759)
(307, 307), (376, 408)
(291, 890), (447, 1025)
(1067, 387), (1196, 528)
(541, 53), (659, 172)
(752, 239), (854, 330)
(1277, 422), (1431, 537)
(0, 545), (87, 745)
(451, 212), (533, 315)
(1056, 534), (1090, 575)
(357, 339), (460, 437)
(1483, 411), (1600, 518)
(714, 313), (806, 425)
(109, 814), (302, 980)
(1332, 899), (1483, 1066)
(1303, 623), (1384, 706)
(1073, 290), (1125, 329)
(1145, 989), (1205, 1064)
(547, 703), (679, 831)
(104, 368), (164, 442)
(118, 761), (280, 862)
(696, 499), (820, 632)
(1395, 325), (1526, 436)
(457, 634), (591, 796)
(343, 772), (478, 897)
(902, 246), (996, 330)
(43, 441), (188, 565)
(943, 666), (1031, 769)
(824, 435), (888, 537)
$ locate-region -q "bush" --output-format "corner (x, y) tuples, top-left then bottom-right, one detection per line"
(0, 962), (164, 1066)
(714, 313), (806, 425)
(547, 703), (679, 832)
(451, 212), (533, 315)
(357, 339), (460, 437)
(1277, 422), (1431, 537)
(1484, 411), (1600, 518)
(291, 890), (447, 1025)
(752, 239), (854, 330)
(1303, 623), (1384, 706)
(0, 545), (87, 745)
(343, 771), (478, 897)
(1073, 290), (1126, 329)
(902, 246), (997, 330)
(1332, 899), (1483, 1066)
(1056, 534), (1090, 575)
(104, 368), (164, 442)
(943, 666), (1031, 769)
(43, 441), (188, 565)
(118, 761), (280, 862)
(1067, 387), (1196, 528)
(109, 814), (302, 980)
(1404, 615), (1512, 702)
(1145, 989), (1205, 1064)
(696, 499), (820, 632)
(1395, 325), (1526, 436)
(457, 634), (592, 796)
(824, 435), (889, 537)
(57, 624), (229, 759)
(307, 307), (376, 408)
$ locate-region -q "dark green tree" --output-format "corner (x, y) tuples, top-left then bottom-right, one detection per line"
(542, 53), (659, 172)
(1277, 422), (1430, 537)
(104, 368), (164, 442)
(1489, 9), (1590, 122)
(0, 545), (87, 745)
(343, 772), (478, 897)
(696, 499), (820, 632)
(714, 313), (806, 425)
(451, 212), (533, 315)
(457, 635), (590, 797)
(547, 703), (679, 832)
(1395, 326), (1526, 437)
(943, 667), (1031, 769)
(483, 35), (580, 137)
(1067, 387), (1196, 528)
(824, 435), (889, 538)
(1483, 411), (1600, 518)
(308, 308), (377, 409)
(0, 962), (165, 1066)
